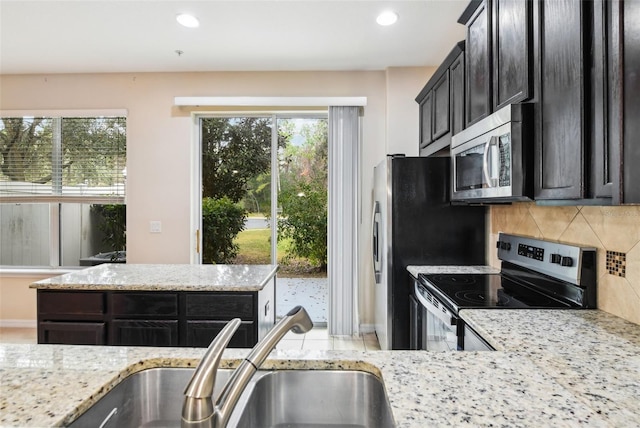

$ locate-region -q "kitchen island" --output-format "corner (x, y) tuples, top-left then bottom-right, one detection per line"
(1, 309), (638, 427)
(30, 264), (278, 348)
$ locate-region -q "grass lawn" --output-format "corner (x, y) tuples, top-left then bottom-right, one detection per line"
(232, 228), (326, 278)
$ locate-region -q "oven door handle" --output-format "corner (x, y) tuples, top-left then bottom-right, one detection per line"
(414, 283), (456, 327)
(482, 136), (499, 188)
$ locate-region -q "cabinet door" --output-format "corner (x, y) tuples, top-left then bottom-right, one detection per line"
(39, 321), (106, 345)
(534, 0), (586, 200)
(492, 0), (532, 109)
(419, 91), (434, 150)
(591, 0), (615, 200)
(465, 0), (492, 127)
(450, 53), (466, 136)
(432, 70), (450, 140)
(620, 0), (640, 203)
(185, 321), (256, 348)
(111, 320), (178, 346)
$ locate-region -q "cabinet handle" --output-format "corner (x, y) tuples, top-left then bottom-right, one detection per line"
(196, 229), (200, 254)
(265, 300), (270, 317)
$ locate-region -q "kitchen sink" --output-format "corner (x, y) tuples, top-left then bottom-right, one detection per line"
(69, 367), (395, 428)
(230, 370), (395, 428)
(68, 367), (224, 428)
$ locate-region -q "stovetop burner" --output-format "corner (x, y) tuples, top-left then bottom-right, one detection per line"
(453, 289), (512, 306)
(420, 272), (573, 312)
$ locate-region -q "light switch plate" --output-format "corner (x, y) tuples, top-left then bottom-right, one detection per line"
(150, 221), (162, 233)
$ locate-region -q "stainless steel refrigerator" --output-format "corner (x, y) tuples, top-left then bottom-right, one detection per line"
(373, 155), (486, 350)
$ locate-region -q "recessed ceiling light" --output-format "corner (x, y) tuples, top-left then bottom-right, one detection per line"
(376, 10), (399, 26)
(176, 13), (199, 28)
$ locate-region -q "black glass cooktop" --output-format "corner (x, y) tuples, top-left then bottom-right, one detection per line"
(419, 273), (573, 312)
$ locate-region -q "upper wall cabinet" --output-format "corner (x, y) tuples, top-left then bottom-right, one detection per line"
(458, 0), (533, 127)
(533, 0), (587, 200)
(416, 42), (465, 156)
(492, 0), (533, 110)
(533, 0), (639, 204)
(593, 0), (640, 204)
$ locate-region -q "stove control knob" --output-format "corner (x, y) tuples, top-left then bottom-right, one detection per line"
(550, 253), (562, 264)
(499, 241), (511, 251)
(561, 256), (574, 267)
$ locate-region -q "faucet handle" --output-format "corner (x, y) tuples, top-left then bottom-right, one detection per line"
(183, 318), (241, 400)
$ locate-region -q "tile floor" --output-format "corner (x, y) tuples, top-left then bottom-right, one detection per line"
(277, 327), (380, 351)
(0, 326), (381, 351)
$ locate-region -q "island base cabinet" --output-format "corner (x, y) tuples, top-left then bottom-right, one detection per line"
(111, 320), (179, 347)
(38, 321), (106, 345)
(185, 320), (256, 348)
(37, 290), (269, 348)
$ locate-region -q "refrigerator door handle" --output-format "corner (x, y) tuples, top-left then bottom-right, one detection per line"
(372, 201), (381, 284)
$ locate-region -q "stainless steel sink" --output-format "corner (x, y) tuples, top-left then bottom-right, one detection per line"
(69, 368), (395, 428)
(69, 368), (230, 428)
(229, 370), (395, 428)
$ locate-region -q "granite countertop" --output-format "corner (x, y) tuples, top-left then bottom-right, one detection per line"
(29, 264), (279, 292)
(2, 309), (639, 427)
(406, 265), (500, 278)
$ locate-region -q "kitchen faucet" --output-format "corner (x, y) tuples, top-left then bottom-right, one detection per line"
(181, 305), (313, 428)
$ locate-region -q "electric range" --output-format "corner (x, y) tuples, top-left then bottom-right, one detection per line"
(413, 233), (597, 351)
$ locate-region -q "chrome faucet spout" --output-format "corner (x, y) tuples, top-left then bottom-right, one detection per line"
(181, 306), (313, 428)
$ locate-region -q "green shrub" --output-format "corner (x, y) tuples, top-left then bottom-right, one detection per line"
(91, 204), (126, 259)
(278, 183), (327, 269)
(202, 197), (247, 263)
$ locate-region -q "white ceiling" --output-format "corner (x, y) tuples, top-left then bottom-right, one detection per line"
(0, 0), (467, 75)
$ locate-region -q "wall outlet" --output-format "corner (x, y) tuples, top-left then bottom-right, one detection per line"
(150, 221), (162, 233)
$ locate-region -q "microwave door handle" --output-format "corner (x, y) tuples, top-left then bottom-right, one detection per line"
(482, 136), (499, 188)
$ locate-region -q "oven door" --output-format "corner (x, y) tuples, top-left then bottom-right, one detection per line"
(414, 282), (460, 351)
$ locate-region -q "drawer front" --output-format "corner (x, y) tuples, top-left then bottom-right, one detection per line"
(39, 321), (106, 345)
(111, 293), (178, 317)
(185, 293), (254, 319)
(185, 320), (256, 348)
(38, 291), (105, 319)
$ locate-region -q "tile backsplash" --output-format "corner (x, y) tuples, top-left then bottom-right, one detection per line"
(489, 203), (640, 325)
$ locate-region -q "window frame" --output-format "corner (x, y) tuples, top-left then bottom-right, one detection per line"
(0, 109), (127, 272)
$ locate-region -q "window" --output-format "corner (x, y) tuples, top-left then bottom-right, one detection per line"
(0, 115), (126, 268)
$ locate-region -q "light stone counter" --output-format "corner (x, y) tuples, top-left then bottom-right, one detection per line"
(29, 264), (278, 292)
(1, 311), (638, 427)
(0, 344), (609, 427)
(460, 309), (640, 425)
(407, 265), (500, 278)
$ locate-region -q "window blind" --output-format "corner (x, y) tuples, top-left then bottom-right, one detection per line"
(0, 116), (126, 203)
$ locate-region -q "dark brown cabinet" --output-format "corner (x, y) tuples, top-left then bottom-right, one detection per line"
(492, 0), (532, 109)
(458, 0), (533, 126)
(592, 0), (640, 204)
(533, 0), (587, 200)
(432, 71), (450, 140)
(419, 91), (433, 150)
(37, 285), (274, 348)
(461, 0), (492, 127)
(416, 42), (465, 156)
(450, 53), (466, 136)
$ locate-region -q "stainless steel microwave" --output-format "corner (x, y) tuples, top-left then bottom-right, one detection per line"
(450, 104), (532, 202)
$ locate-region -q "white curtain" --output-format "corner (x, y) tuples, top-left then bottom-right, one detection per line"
(328, 106), (360, 336)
